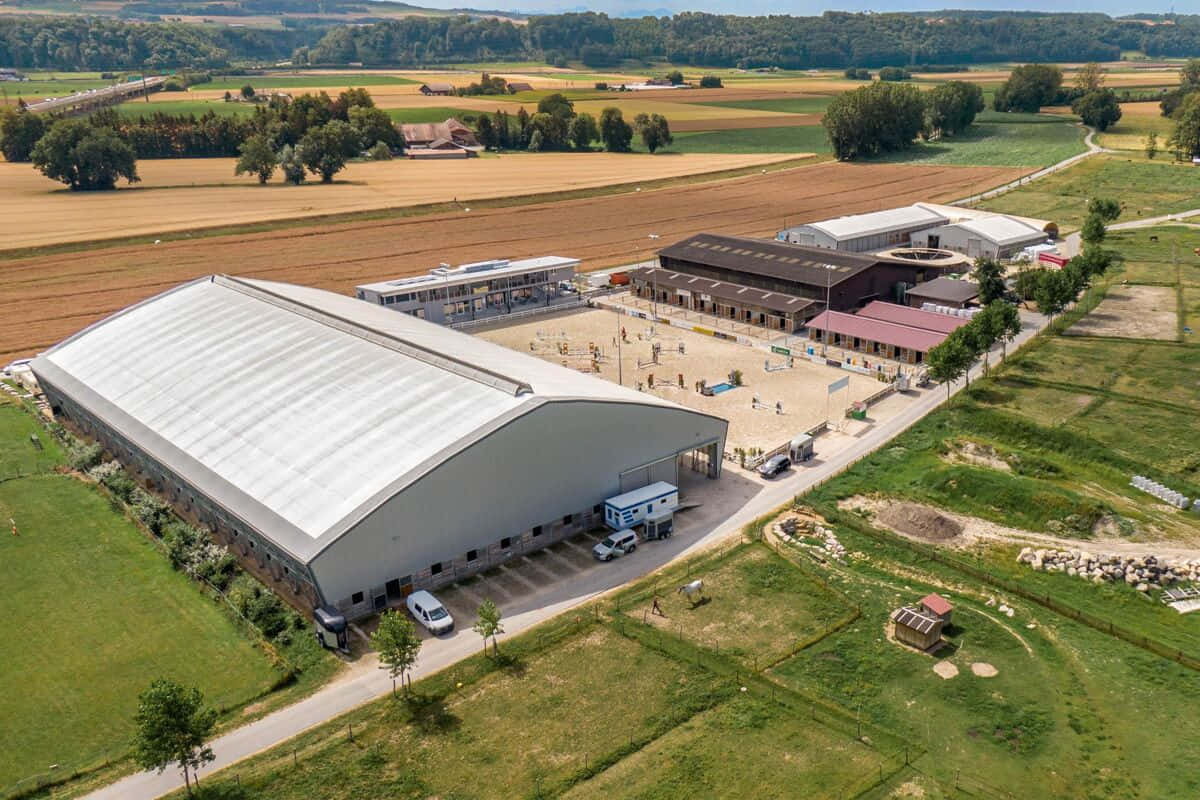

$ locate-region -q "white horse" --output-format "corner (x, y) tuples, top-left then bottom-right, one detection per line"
(677, 579), (705, 606)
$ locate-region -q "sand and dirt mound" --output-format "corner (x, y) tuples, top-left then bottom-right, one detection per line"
(877, 503), (963, 542)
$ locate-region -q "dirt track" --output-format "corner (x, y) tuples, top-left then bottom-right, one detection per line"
(0, 161), (1023, 364)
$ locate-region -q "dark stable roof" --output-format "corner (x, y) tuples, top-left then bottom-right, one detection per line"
(905, 277), (981, 304)
(891, 606), (939, 635)
(657, 233), (891, 289)
(629, 267), (816, 315)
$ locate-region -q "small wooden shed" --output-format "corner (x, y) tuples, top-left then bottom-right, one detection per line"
(920, 593), (953, 624)
(891, 606), (943, 651)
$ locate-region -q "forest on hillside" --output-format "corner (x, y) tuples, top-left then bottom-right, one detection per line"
(3, 10), (1200, 71)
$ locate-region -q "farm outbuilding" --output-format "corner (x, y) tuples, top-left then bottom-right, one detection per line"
(32, 276), (727, 620)
(777, 204), (950, 253)
(910, 216), (1048, 260)
(891, 606), (944, 651)
(805, 302), (967, 365)
(419, 83), (455, 96)
(655, 233), (954, 320)
(903, 277), (980, 309)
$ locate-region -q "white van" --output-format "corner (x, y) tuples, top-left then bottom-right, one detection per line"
(593, 529), (638, 561)
(406, 590), (454, 635)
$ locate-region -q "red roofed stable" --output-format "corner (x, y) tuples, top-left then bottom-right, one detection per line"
(806, 309), (949, 364)
(920, 593), (953, 622)
(856, 300), (969, 335)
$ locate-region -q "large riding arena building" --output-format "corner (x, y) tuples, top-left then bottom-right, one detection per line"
(32, 276), (727, 620)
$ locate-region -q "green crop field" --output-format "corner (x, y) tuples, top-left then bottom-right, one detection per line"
(0, 399), (283, 795)
(115, 99), (255, 117)
(385, 106), (484, 123)
(875, 119), (1085, 167)
(979, 155), (1200, 229)
(641, 125), (830, 154)
(694, 96), (832, 114)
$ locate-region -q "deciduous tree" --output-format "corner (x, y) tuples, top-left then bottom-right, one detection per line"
(234, 134), (276, 184)
(1167, 92), (1200, 160)
(372, 610), (421, 695)
(1080, 212), (1107, 245)
(0, 108), (45, 162)
(277, 144), (305, 184)
(634, 112), (672, 153)
(569, 112), (599, 150)
(972, 256), (1006, 305)
(298, 119), (360, 183)
(472, 598), (505, 656)
(1086, 196), (1121, 222)
(925, 333), (972, 403)
(1072, 89), (1121, 132)
(925, 81), (984, 138)
(133, 680), (217, 797)
(994, 64), (1063, 113)
(31, 118), (138, 191)
(599, 107), (633, 152)
(1033, 268), (1075, 322)
(1074, 61), (1105, 92)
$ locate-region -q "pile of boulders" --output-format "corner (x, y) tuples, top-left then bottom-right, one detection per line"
(774, 516), (846, 560)
(1017, 547), (1200, 592)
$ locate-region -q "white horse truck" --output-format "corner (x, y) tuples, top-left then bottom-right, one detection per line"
(604, 482), (679, 538)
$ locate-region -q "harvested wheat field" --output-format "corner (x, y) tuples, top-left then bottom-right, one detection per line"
(0, 161), (1025, 363)
(0, 152), (798, 250)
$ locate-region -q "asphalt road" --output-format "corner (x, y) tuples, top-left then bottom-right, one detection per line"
(86, 309), (1047, 800)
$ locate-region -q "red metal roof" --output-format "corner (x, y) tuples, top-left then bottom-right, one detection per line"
(857, 301), (969, 335)
(921, 593), (953, 616)
(806, 310), (948, 353)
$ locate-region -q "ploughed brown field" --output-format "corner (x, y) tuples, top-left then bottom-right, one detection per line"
(0, 161), (1024, 364)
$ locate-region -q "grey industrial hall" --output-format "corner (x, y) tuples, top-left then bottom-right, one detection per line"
(32, 276), (727, 620)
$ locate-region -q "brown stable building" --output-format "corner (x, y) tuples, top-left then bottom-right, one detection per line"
(628, 266), (815, 333)
(891, 606), (944, 651)
(654, 233), (953, 315)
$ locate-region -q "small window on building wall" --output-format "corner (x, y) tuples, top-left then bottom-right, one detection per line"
(562, 514), (573, 525)
(431, 562), (443, 575)
(467, 549), (478, 562)
(593, 504), (603, 514)
(352, 591), (364, 604)
(532, 525), (543, 537)
(501, 536), (512, 548)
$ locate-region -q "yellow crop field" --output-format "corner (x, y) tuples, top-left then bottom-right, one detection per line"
(0, 151), (801, 250)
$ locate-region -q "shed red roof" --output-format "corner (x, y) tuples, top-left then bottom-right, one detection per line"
(921, 593), (953, 616)
(857, 301), (969, 335)
(806, 310), (948, 353)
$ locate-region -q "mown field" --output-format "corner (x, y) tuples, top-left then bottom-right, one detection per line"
(0, 396), (286, 796)
(979, 155), (1200, 229)
(168, 521), (1200, 800)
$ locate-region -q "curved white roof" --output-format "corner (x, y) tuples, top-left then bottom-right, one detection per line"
(32, 276), (692, 561)
(941, 216), (1045, 247)
(802, 205), (948, 241)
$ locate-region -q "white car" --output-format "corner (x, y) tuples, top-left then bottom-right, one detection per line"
(406, 590), (454, 635)
(593, 529), (638, 561)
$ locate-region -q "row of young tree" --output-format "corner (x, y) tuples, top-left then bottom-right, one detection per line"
(926, 199), (1119, 397)
(822, 80), (984, 161)
(9, 12), (1200, 72)
(474, 94), (671, 153)
(0, 88), (402, 189)
(132, 595), (506, 796)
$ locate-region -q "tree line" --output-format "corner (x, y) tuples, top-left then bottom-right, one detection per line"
(926, 199), (1119, 397)
(0, 87), (402, 189)
(822, 80), (984, 160)
(473, 92), (670, 153)
(6, 11), (1200, 71)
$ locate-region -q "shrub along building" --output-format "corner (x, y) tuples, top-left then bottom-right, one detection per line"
(633, 233), (955, 333)
(31, 276), (726, 621)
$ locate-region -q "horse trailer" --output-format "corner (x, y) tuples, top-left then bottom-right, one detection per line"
(604, 481), (678, 530)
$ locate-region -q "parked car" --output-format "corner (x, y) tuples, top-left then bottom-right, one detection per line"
(593, 529), (638, 561)
(406, 590), (454, 635)
(757, 454), (791, 479)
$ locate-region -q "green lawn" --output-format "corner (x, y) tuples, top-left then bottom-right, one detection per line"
(1105, 226), (1200, 287)
(0, 401), (62, 479)
(625, 544), (851, 667)
(0, 474), (281, 792)
(979, 155), (1200, 229)
(170, 624), (733, 800)
(115, 99), (255, 118)
(874, 120), (1085, 167)
(693, 96), (831, 114)
(561, 694), (883, 800)
(641, 125), (830, 154)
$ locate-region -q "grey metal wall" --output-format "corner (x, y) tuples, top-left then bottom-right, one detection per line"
(310, 399), (725, 611)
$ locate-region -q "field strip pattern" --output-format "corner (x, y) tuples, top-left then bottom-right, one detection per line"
(0, 163), (1023, 364)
